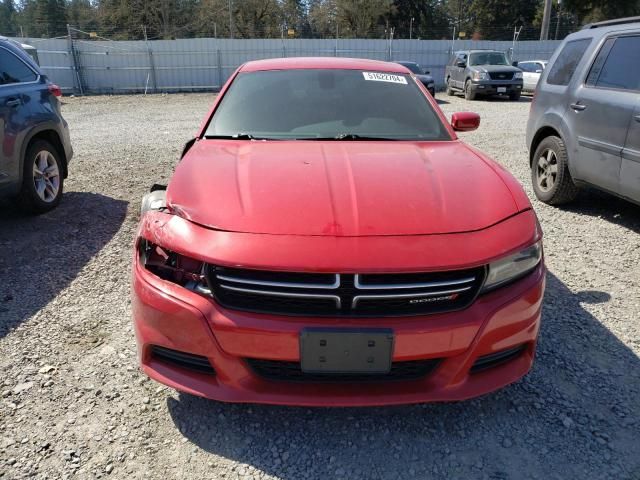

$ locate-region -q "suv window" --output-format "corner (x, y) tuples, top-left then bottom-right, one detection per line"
(546, 39), (591, 86)
(0, 47), (38, 85)
(586, 36), (640, 91)
(468, 52), (509, 66)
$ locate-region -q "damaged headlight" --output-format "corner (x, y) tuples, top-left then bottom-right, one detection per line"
(138, 238), (211, 295)
(482, 241), (542, 292)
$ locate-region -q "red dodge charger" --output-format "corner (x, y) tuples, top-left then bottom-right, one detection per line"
(132, 57), (545, 406)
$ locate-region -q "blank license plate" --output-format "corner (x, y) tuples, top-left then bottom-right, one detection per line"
(497, 87), (507, 93)
(300, 328), (394, 374)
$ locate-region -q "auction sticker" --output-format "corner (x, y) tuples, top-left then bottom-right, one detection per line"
(362, 72), (408, 84)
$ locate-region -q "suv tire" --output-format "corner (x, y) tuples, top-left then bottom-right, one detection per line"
(17, 139), (64, 214)
(531, 136), (579, 205)
(509, 91), (521, 101)
(445, 78), (455, 96)
(464, 80), (476, 101)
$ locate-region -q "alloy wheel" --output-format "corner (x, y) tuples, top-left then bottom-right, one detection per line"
(32, 150), (60, 203)
(536, 148), (558, 193)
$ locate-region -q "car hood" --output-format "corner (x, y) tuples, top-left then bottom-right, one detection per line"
(415, 74), (434, 83)
(471, 65), (520, 74)
(167, 140), (520, 236)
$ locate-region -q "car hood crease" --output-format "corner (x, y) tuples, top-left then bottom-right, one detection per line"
(167, 140), (520, 237)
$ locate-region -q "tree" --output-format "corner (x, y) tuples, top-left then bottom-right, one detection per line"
(0, 0), (16, 35)
(469, 0), (538, 40)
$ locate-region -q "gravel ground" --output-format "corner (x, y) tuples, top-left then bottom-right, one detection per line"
(1, 92), (639, 480)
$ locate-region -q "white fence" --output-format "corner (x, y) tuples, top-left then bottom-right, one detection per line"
(15, 37), (562, 94)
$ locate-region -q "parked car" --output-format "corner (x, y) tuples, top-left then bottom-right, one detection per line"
(395, 60), (435, 96)
(445, 50), (524, 101)
(526, 16), (640, 206)
(515, 60), (548, 93)
(133, 57), (544, 406)
(0, 37), (72, 213)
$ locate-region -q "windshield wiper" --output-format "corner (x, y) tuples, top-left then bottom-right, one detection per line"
(306, 133), (398, 141)
(204, 133), (276, 140)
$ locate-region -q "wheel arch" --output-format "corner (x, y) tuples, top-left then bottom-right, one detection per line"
(20, 126), (69, 181)
(529, 126), (562, 167)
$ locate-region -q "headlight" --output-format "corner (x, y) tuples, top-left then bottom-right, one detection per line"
(138, 238), (211, 295)
(482, 241), (542, 292)
(514, 72), (523, 79)
(472, 71), (489, 81)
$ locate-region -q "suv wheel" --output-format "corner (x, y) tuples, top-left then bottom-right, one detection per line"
(464, 80), (476, 100)
(445, 78), (455, 96)
(17, 140), (64, 214)
(531, 136), (579, 205)
(509, 91), (521, 101)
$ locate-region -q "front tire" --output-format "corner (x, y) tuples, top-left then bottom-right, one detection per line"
(509, 91), (521, 101)
(17, 140), (64, 214)
(464, 80), (476, 100)
(445, 78), (454, 96)
(531, 136), (579, 205)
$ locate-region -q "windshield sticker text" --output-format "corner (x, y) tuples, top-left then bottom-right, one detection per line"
(362, 72), (408, 84)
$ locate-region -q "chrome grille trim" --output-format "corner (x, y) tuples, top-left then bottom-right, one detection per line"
(354, 274), (476, 290)
(216, 273), (340, 290)
(219, 284), (342, 308)
(351, 286), (473, 308)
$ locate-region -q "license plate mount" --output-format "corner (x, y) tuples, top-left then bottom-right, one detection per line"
(300, 328), (394, 374)
(497, 86), (507, 93)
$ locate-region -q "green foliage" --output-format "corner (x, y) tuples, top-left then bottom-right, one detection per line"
(2, 0), (639, 40)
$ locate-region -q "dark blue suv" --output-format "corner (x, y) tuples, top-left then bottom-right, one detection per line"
(0, 37), (73, 213)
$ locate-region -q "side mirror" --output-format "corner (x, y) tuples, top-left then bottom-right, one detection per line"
(512, 61), (518, 67)
(456, 60), (466, 68)
(423, 69), (430, 75)
(451, 112), (480, 132)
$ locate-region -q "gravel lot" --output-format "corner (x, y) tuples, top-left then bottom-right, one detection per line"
(1, 92), (639, 480)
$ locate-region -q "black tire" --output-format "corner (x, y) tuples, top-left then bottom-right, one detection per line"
(17, 140), (64, 214)
(509, 91), (521, 101)
(445, 78), (455, 96)
(464, 80), (476, 101)
(531, 136), (579, 205)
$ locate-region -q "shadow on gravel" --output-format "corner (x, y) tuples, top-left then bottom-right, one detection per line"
(167, 271), (639, 480)
(561, 189), (640, 234)
(0, 192), (127, 338)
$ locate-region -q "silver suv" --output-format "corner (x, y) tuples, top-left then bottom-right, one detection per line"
(526, 17), (640, 206)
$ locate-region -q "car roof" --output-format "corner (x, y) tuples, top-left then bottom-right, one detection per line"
(239, 57), (410, 73)
(0, 37), (41, 72)
(564, 18), (640, 41)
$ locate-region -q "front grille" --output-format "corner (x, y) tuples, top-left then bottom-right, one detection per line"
(207, 266), (485, 317)
(247, 358), (441, 382)
(488, 71), (514, 80)
(150, 345), (216, 375)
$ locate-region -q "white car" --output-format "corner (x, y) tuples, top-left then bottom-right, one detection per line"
(517, 60), (548, 93)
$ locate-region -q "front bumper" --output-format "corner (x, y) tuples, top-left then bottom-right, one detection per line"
(132, 213), (545, 406)
(470, 81), (523, 95)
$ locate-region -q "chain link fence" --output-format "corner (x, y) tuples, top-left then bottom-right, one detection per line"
(13, 31), (562, 95)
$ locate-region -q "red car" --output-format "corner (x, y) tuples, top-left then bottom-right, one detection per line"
(132, 58), (545, 406)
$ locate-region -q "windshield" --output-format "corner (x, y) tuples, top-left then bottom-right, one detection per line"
(205, 69), (450, 141)
(468, 52), (509, 66)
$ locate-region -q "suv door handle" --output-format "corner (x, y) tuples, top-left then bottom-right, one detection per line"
(5, 98), (22, 108)
(570, 103), (587, 111)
